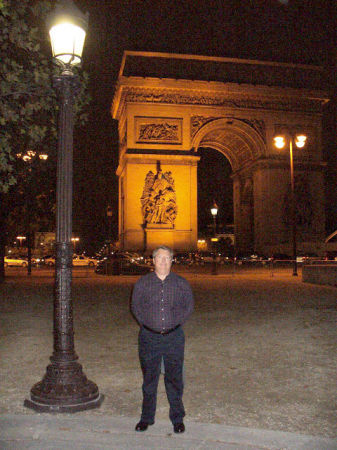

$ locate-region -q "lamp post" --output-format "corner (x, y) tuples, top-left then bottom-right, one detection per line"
(71, 237), (79, 254)
(25, 0), (103, 412)
(211, 201), (218, 275)
(106, 205), (113, 254)
(274, 132), (307, 277)
(17, 236), (26, 247)
(17, 150), (48, 275)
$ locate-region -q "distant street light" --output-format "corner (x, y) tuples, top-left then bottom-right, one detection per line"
(211, 201), (218, 275)
(71, 236), (79, 254)
(106, 205), (113, 254)
(25, 0), (102, 413)
(16, 236), (26, 247)
(274, 131), (307, 276)
(17, 151), (48, 275)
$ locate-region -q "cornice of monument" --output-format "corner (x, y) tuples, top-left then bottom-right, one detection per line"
(112, 78), (328, 120)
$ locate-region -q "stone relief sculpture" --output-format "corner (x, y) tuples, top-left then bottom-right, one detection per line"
(125, 88), (321, 113)
(139, 123), (179, 141)
(190, 115), (266, 142)
(141, 169), (177, 226)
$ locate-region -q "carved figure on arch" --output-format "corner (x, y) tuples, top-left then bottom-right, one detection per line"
(141, 169), (177, 226)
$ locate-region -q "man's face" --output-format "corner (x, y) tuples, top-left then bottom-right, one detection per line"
(153, 249), (172, 277)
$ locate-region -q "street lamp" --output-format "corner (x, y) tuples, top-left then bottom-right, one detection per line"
(211, 201), (218, 275)
(25, 0), (103, 412)
(106, 205), (113, 254)
(71, 236), (79, 254)
(16, 236), (26, 247)
(17, 150), (48, 276)
(274, 132), (307, 276)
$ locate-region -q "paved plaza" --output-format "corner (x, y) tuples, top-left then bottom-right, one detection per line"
(0, 268), (336, 448)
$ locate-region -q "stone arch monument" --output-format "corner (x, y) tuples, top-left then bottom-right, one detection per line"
(111, 51), (328, 255)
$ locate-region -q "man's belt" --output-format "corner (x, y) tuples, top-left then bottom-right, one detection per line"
(143, 324), (180, 335)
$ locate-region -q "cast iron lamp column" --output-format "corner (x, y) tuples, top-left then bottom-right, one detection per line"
(274, 133), (307, 277)
(24, 0), (103, 412)
(106, 205), (113, 254)
(211, 201), (218, 275)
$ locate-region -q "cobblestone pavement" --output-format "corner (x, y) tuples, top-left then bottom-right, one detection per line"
(0, 268), (336, 446)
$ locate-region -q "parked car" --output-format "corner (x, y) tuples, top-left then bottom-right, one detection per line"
(173, 252), (193, 265)
(95, 253), (152, 275)
(42, 255), (56, 266)
(72, 254), (97, 267)
(4, 256), (28, 267)
(32, 256), (44, 266)
(194, 251), (218, 264)
(296, 253), (319, 263)
(235, 253), (267, 263)
(122, 251), (146, 264)
(271, 253), (291, 261)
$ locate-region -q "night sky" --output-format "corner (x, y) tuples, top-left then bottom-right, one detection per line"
(70, 0), (336, 251)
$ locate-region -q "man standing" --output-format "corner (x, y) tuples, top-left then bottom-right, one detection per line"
(132, 245), (194, 433)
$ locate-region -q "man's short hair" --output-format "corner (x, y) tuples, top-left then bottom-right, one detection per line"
(152, 245), (174, 259)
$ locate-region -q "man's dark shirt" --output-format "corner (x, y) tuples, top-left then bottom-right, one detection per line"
(132, 271), (194, 332)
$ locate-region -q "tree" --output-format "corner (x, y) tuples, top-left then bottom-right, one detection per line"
(0, 0), (90, 281)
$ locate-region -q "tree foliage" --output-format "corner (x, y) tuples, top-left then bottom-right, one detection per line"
(0, 0), (90, 193)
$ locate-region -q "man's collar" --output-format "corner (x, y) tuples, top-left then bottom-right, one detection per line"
(154, 271), (172, 281)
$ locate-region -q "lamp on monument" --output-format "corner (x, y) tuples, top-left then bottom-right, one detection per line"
(210, 201), (218, 275)
(273, 131), (307, 277)
(106, 205), (113, 254)
(24, 0), (103, 412)
(211, 201), (218, 233)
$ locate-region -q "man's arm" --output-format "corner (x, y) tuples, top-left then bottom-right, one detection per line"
(131, 280), (146, 325)
(180, 279), (194, 325)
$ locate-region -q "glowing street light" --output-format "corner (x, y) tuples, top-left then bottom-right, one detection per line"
(210, 201), (218, 275)
(16, 151), (49, 275)
(16, 236), (26, 247)
(273, 131), (307, 276)
(25, 0), (102, 413)
(106, 205), (113, 254)
(71, 237), (79, 254)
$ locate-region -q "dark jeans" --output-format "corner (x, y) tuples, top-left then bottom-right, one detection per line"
(138, 326), (185, 425)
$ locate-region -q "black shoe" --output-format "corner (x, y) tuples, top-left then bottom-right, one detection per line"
(135, 421), (149, 432)
(173, 422), (185, 433)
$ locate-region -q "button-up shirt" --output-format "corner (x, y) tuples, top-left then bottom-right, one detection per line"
(131, 271), (194, 332)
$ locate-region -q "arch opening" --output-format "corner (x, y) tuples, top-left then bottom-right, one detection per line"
(197, 147), (233, 236)
(194, 119), (263, 254)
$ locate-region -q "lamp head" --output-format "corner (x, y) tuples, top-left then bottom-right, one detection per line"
(273, 136), (285, 149)
(295, 135), (307, 148)
(211, 201), (218, 217)
(47, 0), (88, 68)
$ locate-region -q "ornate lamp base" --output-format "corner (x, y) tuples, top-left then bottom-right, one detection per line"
(24, 361), (104, 413)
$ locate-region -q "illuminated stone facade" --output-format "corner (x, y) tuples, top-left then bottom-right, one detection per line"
(112, 51), (328, 254)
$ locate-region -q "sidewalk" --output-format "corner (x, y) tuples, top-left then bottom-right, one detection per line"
(1, 271), (336, 448)
(1, 414), (336, 449)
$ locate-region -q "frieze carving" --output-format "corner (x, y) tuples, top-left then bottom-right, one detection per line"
(124, 88), (323, 113)
(191, 116), (219, 137)
(135, 117), (182, 144)
(240, 119), (266, 142)
(139, 123), (179, 141)
(141, 168), (177, 225)
(190, 115), (266, 142)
